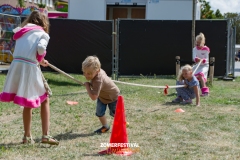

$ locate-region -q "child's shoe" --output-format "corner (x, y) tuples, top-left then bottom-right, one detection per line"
(94, 126), (110, 134)
(22, 136), (35, 144)
(201, 93), (209, 97)
(201, 87), (209, 97)
(172, 97), (183, 103)
(180, 99), (192, 104)
(41, 135), (59, 145)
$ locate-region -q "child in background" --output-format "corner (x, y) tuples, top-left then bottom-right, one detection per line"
(172, 65), (200, 106)
(192, 32), (210, 96)
(82, 56), (120, 133)
(0, 11), (59, 145)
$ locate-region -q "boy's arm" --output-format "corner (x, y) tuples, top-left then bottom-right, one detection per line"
(84, 82), (98, 100)
(193, 86), (200, 106)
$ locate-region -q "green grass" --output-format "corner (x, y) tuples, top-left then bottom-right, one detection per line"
(0, 72), (240, 159)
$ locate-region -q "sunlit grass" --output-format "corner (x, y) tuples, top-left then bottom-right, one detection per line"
(0, 72), (240, 159)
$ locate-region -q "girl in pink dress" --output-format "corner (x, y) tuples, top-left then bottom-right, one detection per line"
(0, 11), (59, 145)
(192, 33), (210, 96)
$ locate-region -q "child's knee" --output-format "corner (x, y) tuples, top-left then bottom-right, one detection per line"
(109, 111), (115, 117)
(95, 112), (105, 117)
(96, 99), (107, 117)
(108, 100), (117, 117)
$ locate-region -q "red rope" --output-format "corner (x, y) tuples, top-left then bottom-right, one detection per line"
(164, 85), (169, 95)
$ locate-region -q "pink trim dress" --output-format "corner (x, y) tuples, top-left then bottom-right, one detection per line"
(192, 46), (210, 82)
(0, 24), (50, 108)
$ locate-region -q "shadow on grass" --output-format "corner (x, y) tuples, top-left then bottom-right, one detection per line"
(54, 131), (95, 141)
(53, 91), (87, 97)
(149, 109), (161, 112)
(163, 102), (182, 106)
(166, 92), (177, 97)
(46, 79), (84, 87)
(82, 153), (105, 157)
(0, 142), (22, 148)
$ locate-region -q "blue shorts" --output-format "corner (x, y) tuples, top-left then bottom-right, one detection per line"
(96, 98), (117, 117)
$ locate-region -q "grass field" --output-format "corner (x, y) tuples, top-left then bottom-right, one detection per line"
(0, 72), (240, 160)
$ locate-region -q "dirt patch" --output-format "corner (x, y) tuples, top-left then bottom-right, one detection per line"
(0, 109), (22, 124)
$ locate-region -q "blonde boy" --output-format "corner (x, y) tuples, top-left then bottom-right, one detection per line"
(82, 56), (120, 133)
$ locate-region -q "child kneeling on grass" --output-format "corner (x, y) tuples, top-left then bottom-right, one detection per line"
(82, 56), (120, 134)
(172, 64), (200, 106)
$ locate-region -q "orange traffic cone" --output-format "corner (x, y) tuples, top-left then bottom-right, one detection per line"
(175, 108), (185, 113)
(98, 96), (133, 156)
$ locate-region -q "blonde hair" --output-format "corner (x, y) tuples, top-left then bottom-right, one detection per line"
(82, 56), (101, 72)
(196, 32), (205, 47)
(22, 10), (50, 33)
(177, 64), (193, 81)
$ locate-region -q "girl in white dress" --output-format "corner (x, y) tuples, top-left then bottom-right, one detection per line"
(0, 11), (59, 145)
(192, 33), (210, 96)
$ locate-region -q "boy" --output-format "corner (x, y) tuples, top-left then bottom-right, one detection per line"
(82, 56), (120, 133)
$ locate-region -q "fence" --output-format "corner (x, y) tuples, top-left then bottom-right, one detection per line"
(113, 19), (231, 79)
(1, 15), (236, 79)
(226, 19), (236, 77)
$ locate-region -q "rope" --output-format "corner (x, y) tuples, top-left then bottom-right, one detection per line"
(38, 65), (52, 96)
(112, 80), (185, 89)
(47, 59), (203, 95)
(113, 59), (203, 95)
(48, 63), (84, 86)
(192, 59), (203, 75)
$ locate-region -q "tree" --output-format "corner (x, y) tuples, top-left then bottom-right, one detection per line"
(199, 0), (215, 19)
(224, 13), (240, 44)
(18, 0), (25, 8)
(215, 9), (224, 19)
(199, 0), (224, 19)
(198, 1), (240, 44)
(37, 0), (46, 8)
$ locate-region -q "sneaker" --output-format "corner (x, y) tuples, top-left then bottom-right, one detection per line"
(94, 126), (110, 134)
(201, 93), (209, 97)
(180, 99), (192, 104)
(172, 97), (183, 103)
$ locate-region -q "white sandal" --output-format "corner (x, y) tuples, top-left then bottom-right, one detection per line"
(41, 135), (59, 145)
(22, 136), (35, 144)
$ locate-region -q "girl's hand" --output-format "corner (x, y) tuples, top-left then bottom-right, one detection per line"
(197, 58), (202, 63)
(195, 57), (200, 63)
(40, 59), (48, 67)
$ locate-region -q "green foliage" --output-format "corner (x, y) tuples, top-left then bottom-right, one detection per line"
(54, 1), (59, 8)
(18, 0), (25, 8)
(198, 0), (240, 44)
(37, 3), (46, 8)
(215, 9), (224, 19)
(199, 0), (223, 19)
(37, 0), (46, 8)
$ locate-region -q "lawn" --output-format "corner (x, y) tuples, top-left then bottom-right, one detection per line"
(0, 72), (240, 160)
